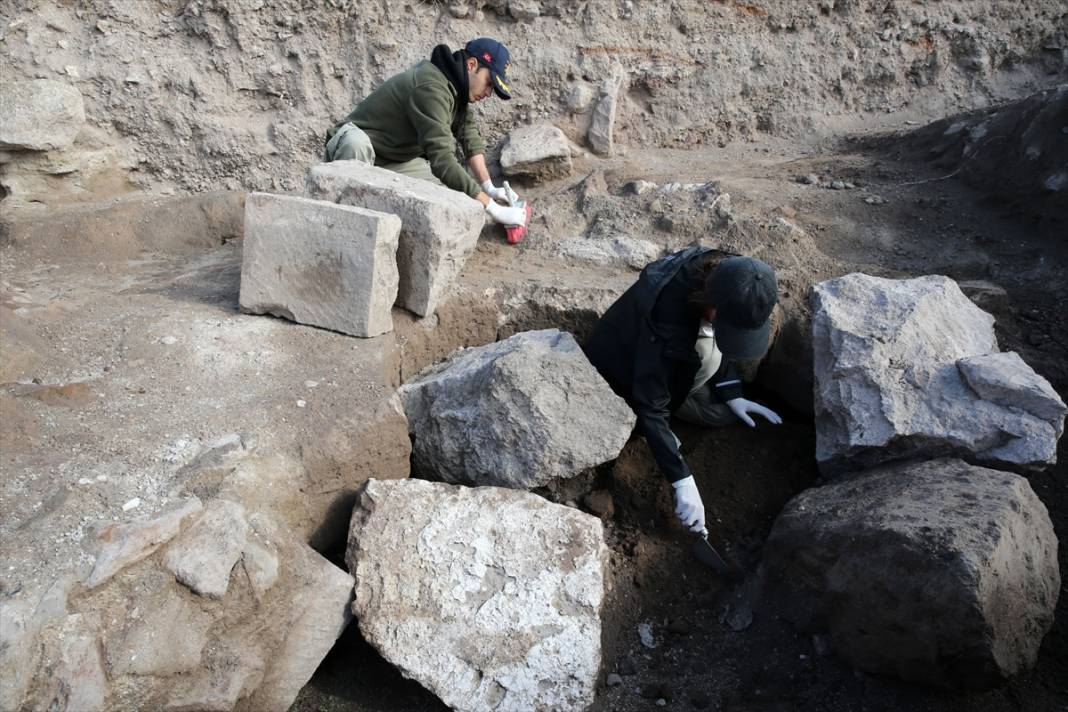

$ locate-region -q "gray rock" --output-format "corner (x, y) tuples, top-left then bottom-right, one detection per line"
(588, 70), (627, 157)
(552, 235), (662, 270)
(508, 0), (540, 21)
(164, 499), (248, 598)
(958, 279), (1008, 312)
(84, 497), (202, 588)
(762, 458), (1060, 689)
(242, 539), (280, 598)
(500, 124), (573, 182)
(305, 162), (484, 318)
(624, 179), (658, 195)
(239, 193), (401, 338)
(958, 351), (1067, 422)
(812, 273), (1062, 473)
(398, 329), (636, 489)
(345, 478), (606, 712)
(0, 80), (85, 151)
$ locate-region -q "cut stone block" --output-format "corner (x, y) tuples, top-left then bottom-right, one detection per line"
(346, 478), (606, 712)
(240, 192), (401, 338)
(163, 498), (248, 599)
(0, 80), (85, 151)
(304, 162), (484, 318)
(500, 123), (573, 182)
(812, 273), (1064, 474)
(762, 458), (1060, 689)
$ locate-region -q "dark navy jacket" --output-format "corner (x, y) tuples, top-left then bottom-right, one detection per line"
(585, 246), (744, 484)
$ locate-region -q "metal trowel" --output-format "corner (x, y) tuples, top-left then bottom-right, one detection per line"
(502, 181), (531, 245)
(692, 527), (732, 576)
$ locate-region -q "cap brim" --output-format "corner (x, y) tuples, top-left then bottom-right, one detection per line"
(491, 71), (512, 100)
(712, 317), (771, 361)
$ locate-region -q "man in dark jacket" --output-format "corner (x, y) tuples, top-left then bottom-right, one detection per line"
(323, 37), (527, 227)
(585, 246), (782, 534)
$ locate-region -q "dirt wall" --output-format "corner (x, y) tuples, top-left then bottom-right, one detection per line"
(1, 0), (1065, 201)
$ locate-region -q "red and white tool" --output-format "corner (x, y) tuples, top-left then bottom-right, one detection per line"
(502, 181), (531, 245)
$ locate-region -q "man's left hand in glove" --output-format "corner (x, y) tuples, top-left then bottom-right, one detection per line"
(726, 398), (782, 427)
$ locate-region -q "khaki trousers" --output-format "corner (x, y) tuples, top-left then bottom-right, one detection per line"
(323, 122), (443, 186)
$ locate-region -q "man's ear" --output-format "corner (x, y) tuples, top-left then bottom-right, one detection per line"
(466, 57), (479, 73)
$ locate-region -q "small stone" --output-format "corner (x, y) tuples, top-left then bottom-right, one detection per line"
(802, 173), (819, 185)
(121, 498), (141, 512)
(160, 335), (177, 345)
(624, 179), (658, 195)
(637, 621), (657, 649)
(606, 673), (623, 687)
(656, 699), (667, 707)
(296, 399), (306, 408)
(830, 180), (846, 190)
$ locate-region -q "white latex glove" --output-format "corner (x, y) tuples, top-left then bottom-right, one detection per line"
(726, 398), (783, 427)
(672, 475), (705, 533)
(481, 180), (508, 203)
(486, 200), (527, 227)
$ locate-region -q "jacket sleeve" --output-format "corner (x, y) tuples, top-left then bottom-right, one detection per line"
(408, 83), (483, 198)
(711, 362), (744, 402)
(457, 109), (486, 159)
(631, 333), (693, 484)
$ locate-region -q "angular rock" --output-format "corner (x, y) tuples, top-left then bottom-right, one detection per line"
(164, 499), (248, 598)
(239, 192), (401, 338)
(399, 329), (636, 489)
(762, 458), (1060, 689)
(345, 478), (607, 712)
(812, 274), (1063, 473)
(305, 162), (484, 318)
(552, 235), (662, 270)
(242, 513), (354, 712)
(241, 540), (280, 598)
(500, 123), (573, 182)
(0, 80), (85, 151)
(105, 581), (213, 676)
(957, 351), (1067, 422)
(32, 615), (107, 712)
(85, 497), (202, 588)
(588, 70), (627, 157)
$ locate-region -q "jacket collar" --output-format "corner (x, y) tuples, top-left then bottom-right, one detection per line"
(430, 44), (469, 113)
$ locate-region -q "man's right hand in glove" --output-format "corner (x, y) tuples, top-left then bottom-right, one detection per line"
(672, 475), (705, 533)
(486, 200), (527, 227)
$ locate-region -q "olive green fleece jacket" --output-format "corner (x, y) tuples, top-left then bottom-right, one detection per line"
(333, 60), (486, 198)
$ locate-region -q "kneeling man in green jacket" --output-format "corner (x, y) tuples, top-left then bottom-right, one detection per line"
(323, 37), (527, 227)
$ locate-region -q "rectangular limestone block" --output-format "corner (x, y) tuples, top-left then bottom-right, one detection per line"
(239, 193), (401, 338)
(304, 162), (485, 318)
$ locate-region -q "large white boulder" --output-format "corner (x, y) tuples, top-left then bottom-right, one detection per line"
(500, 123), (573, 182)
(304, 162), (484, 318)
(398, 329), (636, 489)
(762, 458), (1060, 689)
(812, 273), (1065, 474)
(239, 192), (401, 338)
(345, 478), (607, 712)
(0, 80), (85, 151)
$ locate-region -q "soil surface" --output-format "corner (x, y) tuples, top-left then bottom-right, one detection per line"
(291, 107), (1068, 712)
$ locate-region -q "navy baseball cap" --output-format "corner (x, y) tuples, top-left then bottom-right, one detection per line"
(703, 256), (778, 360)
(465, 37), (512, 100)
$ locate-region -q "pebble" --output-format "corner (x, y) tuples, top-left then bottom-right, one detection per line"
(864, 195), (888, 205)
(296, 399), (306, 408)
(830, 180), (846, 190)
(304, 380), (319, 388)
(637, 621), (657, 649)
(122, 497), (141, 512)
(160, 335), (177, 345)
(801, 173), (819, 185)
(656, 699), (667, 707)
(606, 673), (623, 687)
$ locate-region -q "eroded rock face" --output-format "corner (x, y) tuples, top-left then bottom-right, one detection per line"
(762, 458), (1060, 689)
(399, 329), (636, 489)
(812, 273), (1065, 474)
(345, 478), (607, 712)
(304, 162), (484, 318)
(0, 80), (85, 151)
(239, 193), (402, 338)
(500, 123), (573, 182)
